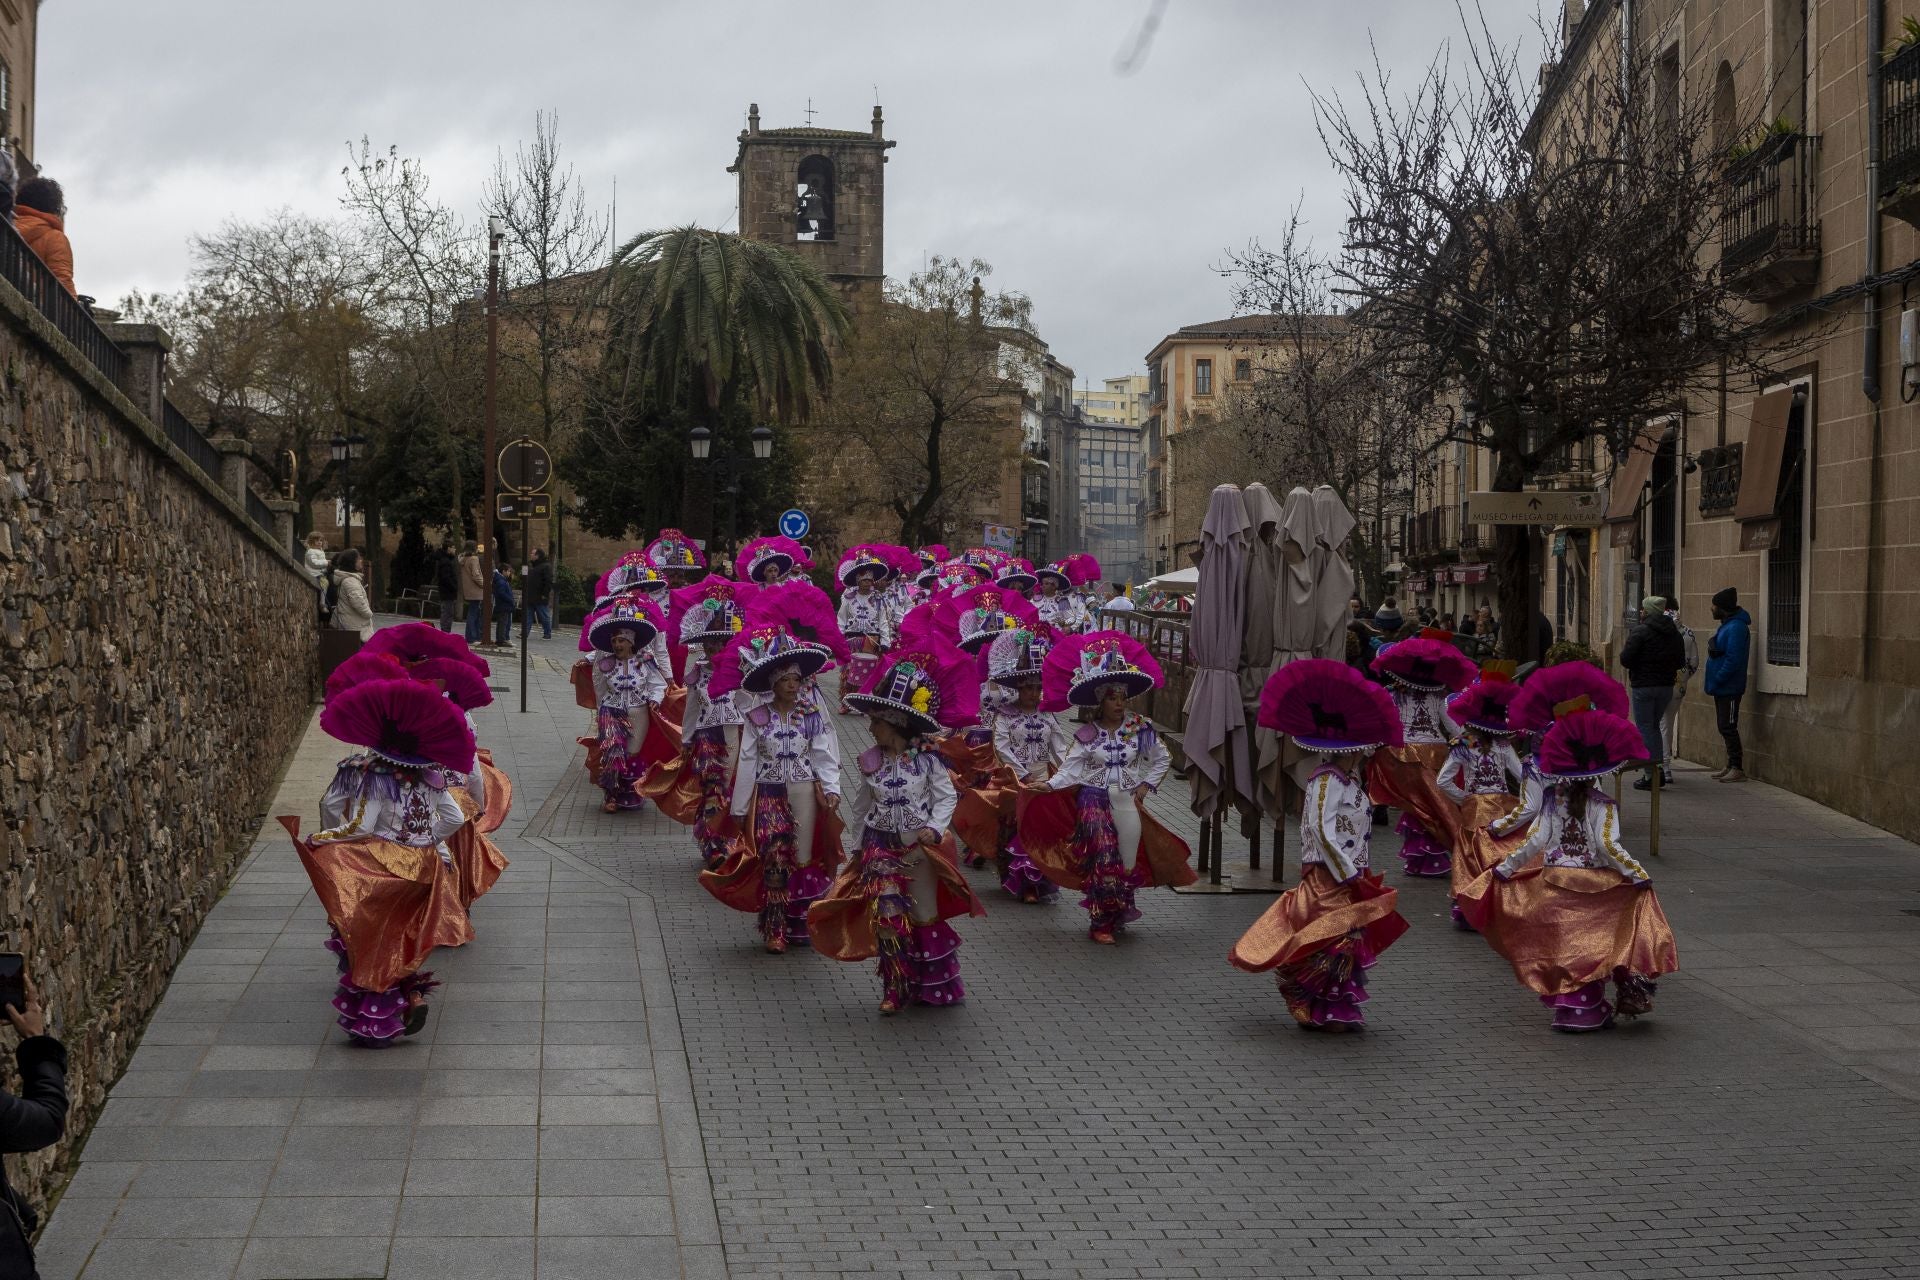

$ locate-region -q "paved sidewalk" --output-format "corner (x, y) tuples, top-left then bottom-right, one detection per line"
(31, 623), (1920, 1279)
(32, 623), (723, 1280)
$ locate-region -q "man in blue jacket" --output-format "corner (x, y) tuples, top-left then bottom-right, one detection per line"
(1704, 586), (1750, 783)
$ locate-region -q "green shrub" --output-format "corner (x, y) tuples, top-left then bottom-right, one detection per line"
(1543, 639), (1602, 668)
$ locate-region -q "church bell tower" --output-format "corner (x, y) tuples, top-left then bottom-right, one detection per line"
(729, 102), (894, 312)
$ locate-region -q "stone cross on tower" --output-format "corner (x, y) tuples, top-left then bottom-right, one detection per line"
(729, 101), (895, 314)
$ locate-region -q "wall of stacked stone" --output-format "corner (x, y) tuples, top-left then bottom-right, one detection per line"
(0, 281), (317, 1211)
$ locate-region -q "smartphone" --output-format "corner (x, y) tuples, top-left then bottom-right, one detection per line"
(0, 953), (22, 1015)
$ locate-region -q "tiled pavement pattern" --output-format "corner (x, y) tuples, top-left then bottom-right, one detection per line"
(30, 619), (1920, 1278)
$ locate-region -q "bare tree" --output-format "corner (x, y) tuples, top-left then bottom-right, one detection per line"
(820, 257), (1034, 546)
(1245, 9), (1798, 657)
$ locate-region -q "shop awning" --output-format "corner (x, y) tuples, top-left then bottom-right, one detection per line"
(1602, 423), (1669, 523)
(1734, 387), (1797, 523)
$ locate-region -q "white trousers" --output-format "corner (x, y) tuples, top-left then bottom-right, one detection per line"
(1659, 688), (1682, 765)
(1105, 786), (1144, 874)
(787, 782), (819, 869)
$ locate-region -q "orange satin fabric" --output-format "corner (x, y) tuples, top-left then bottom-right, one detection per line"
(1450, 792), (1524, 896)
(475, 750), (512, 834)
(808, 836), (986, 961)
(1014, 786), (1197, 891)
(445, 784), (509, 908)
(571, 658), (597, 710)
(636, 750), (710, 827)
(697, 782), (847, 913)
(279, 816), (473, 992)
(1229, 864), (1408, 973)
(1455, 864), (1679, 996)
(578, 703), (682, 788)
(1367, 743), (1457, 842)
(951, 764), (1019, 859)
(938, 733), (997, 780)
(656, 686), (687, 740)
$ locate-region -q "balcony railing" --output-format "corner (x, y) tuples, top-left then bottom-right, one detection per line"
(1883, 39), (1920, 197)
(0, 216), (129, 386)
(1721, 131), (1821, 299)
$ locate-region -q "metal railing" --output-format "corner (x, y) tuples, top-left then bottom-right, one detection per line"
(245, 487), (275, 532)
(1721, 132), (1821, 272)
(0, 215), (128, 385)
(163, 399), (223, 481)
(1882, 40), (1920, 195)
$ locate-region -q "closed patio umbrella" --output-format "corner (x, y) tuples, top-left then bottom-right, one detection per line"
(1183, 485), (1255, 823)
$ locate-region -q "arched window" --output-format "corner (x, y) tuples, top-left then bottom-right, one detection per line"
(795, 155), (834, 242)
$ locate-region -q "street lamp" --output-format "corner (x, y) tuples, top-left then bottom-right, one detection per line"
(688, 424), (774, 556)
(750, 425), (773, 461)
(689, 426), (713, 461)
(329, 434), (354, 552)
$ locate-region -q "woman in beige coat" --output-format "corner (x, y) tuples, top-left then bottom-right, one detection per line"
(331, 549), (375, 640)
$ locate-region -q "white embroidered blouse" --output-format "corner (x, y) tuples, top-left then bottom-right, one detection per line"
(837, 589), (894, 643)
(1299, 762), (1373, 883)
(593, 654), (666, 712)
(993, 708), (1069, 781)
(729, 703), (843, 814)
(316, 759), (468, 849)
(1044, 714), (1171, 794)
(1436, 737), (1524, 802)
(848, 745), (957, 836)
(1494, 789), (1650, 883)
(1035, 592), (1090, 634)
(681, 651), (746, 743)
(1393, 688), (1461, 745)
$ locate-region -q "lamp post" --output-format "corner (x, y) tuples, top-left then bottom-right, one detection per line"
(689, 424), (774, 559)
(481, 216), (503, 646)
(328, 432), (368, 551)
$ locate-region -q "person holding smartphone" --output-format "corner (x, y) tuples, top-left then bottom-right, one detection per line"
(1, 963), (68, 1280)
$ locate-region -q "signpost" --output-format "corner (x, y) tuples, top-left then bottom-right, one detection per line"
(498, 436), (554, 713)
(778, 508), (810, 540)
(1466, 490), (1605, 526)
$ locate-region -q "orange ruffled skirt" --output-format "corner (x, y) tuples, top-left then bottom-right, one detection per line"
(1455, 863), (1679, 997)
(1229, 865), (1409, 974)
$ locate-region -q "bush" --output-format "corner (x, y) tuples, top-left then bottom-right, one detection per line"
(554, 565), (593, 612)
(1543, 639), (1602, 668)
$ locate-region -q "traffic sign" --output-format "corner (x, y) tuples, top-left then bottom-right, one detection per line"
(1466, 490), (1604, 527)
(496, 491), (552, 521)
(498, 438), (552, 493)
(778, 508), (810, 539)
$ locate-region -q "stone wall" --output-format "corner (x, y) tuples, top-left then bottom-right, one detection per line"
(0, 280), (317, 1210)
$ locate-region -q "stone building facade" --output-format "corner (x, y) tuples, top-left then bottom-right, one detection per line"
(0, 0), (37, 170)
(0, 279), (317, 1209)
(1514, 0), (1920, 839)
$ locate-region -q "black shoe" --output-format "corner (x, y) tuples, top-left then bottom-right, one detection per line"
(1661, 769), (1674, 786)
(1632, 777), (1653, 792)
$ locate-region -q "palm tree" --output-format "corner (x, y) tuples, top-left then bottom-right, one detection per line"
(601, 225), (850, 421)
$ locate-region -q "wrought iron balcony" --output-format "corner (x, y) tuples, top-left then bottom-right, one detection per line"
(1721, 131), (1821, 301)
(1881, 40), (1920, 224)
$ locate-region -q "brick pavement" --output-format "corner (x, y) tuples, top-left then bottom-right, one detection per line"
(29, 625), (1920, 1279)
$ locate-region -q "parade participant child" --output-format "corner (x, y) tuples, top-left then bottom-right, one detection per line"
(994, 557), (1038, 596)
(1367, 630), (1476, 877)
(702, 628), (845, 953)
(1456, 707), (1677, 1032)
(810, 649), (985, 1014)
(835, 545), (897, 714)
(645, 527), (707, 586)
(947, 584), (1038, 867)
(743, 578), (850, 712)
(409, 655), (512, 907)
(1436, 665), (1525, 926)
(987, 627), (1068, 902)
(282, 677), (477, 1046)
(675, 584), (750, 868)
(1034, 555), (1099, 634)
(1229, 659), (1410, 1031)
(1020, 633), (1194, 943)
(589, 597), (671, 813)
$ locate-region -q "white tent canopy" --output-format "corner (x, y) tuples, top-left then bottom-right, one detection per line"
(1141, 566), (1199, 593)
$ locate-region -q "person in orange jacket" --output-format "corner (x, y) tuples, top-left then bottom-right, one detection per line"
(16, 177), (74, 296)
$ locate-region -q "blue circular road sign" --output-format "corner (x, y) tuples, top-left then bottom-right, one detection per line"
(779, 508), (810, 539)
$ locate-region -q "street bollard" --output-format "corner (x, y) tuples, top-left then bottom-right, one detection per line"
(1648, 765), (1661, 857)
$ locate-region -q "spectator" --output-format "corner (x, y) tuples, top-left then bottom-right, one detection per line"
(1100, 582), (1135, 625)
(1473, 603), (1499, 644)
(0, 968), (66, 1280)
(1529, 609), (1556, 666)
(491, 564), (516, 647)
(522, 547), (554, 641)
(15, 178), (74, 297)
(1349, 596), (1367, 622)
(1704, 586), (1750, 783)
(1439, 611), (1457, 634)
(1372, 598), (1403, 635)
(433, 543), (461, 633)
(302, 532), (330, 582)
(1658, 596), (1698, 776)
(330, 548), (374, 641)
(1620, 594), (1686, 790)
(458, 541), (485, 642)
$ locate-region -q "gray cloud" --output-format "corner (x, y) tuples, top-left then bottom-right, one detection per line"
(40, 0), (1541, 381)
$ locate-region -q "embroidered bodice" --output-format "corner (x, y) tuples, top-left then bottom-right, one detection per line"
(1437, 737), (1524, 801)
(316, 758), (467, 848)
(1488, 758), (1547, 836)
(1045, 714), (1171, 794)
(838, 589), (894, 642)
(850, 745), (957, 835)
(593, 653), (666, 711)
(1300, 762), (1372, 882)
(683, 652), (746, 740)
(993, 708), (1067, 780)
(729, 703), (843, 814)
(1394, 688), (1460, 745)
(976, 682), (1018, 732)
(1035, 592), (1089, 634)
(1496, 789), (1649, 883)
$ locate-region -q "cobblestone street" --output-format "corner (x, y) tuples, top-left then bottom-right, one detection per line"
(31, 626), (1920, 1279)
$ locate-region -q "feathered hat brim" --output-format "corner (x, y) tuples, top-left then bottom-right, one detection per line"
(741, 645), (828, 693)
(588, 615), (659, 653)
(1067, 669), (1155, 706)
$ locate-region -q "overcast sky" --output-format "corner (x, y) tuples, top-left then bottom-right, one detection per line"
(40, 0), (1540, 384)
